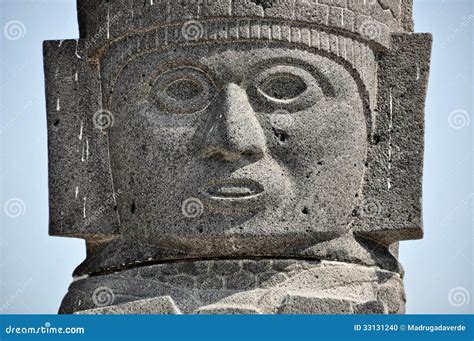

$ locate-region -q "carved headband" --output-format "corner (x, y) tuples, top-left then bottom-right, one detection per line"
(77, 0), (414, 50)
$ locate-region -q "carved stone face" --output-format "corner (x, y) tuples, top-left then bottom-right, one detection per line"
(108, 43), (367, 255)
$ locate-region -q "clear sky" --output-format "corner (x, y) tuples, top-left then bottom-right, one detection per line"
(1, 0), (472, 314)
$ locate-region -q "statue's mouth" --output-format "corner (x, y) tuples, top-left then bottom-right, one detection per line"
(203, 178), (264, 200)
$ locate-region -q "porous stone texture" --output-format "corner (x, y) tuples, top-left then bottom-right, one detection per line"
(61, 260), (405, 314)
(44, 0), (431, 314)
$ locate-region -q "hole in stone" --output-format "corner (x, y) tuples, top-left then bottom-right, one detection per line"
(131, 200), (136, 214)
(273, 128), (288, 143)
(317, 161), (324, 165)
(373, 134), (382, 144)
(250, 0), (274, 10)
(53, 119), (60, 126)
(278, 133), (287, 142)
(302, 207), (309, 215)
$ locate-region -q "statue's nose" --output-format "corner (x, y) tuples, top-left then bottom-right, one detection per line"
(201, 83), (267, 161)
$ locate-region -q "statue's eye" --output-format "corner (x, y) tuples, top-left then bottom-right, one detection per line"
(165, 78), (203, 102)
(148, 67), (216, 115)
(248, 64), (325, 113)
(258, 74), (307, 101)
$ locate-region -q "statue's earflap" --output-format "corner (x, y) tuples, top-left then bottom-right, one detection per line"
(355, 33), (433, 245)
(44, 39), (120, 239)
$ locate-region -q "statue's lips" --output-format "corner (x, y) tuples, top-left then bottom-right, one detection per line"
(203, 179), (264, 200)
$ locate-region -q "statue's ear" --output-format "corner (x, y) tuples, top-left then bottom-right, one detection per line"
(354, 33), (433, 246)
(44, 39), (120, 239)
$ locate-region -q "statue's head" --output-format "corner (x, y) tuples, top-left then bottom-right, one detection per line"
(44, 0), (431, 271)
(109, 40), (369, 253)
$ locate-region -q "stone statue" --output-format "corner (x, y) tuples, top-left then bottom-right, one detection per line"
(44, 0), (432, 314)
